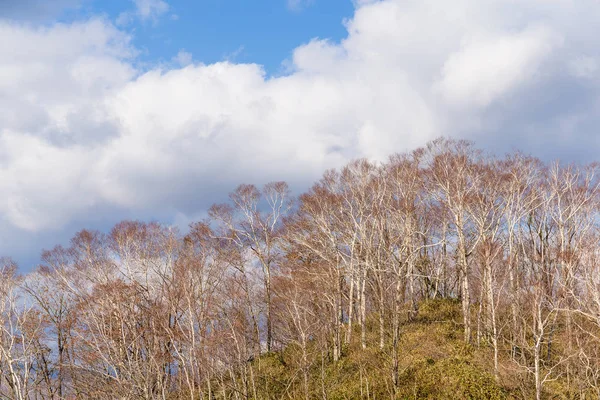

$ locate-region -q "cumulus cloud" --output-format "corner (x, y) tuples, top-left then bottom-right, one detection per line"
(0, 18), (135, 233)
(2, 0), (600, 267)
(436, 26), (561, 108)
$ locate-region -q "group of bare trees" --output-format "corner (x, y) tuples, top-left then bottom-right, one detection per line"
(2, 138), (600, 399)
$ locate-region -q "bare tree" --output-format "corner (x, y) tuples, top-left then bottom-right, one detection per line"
(210, 182), (291, 353)
(0, 258), (46, 400)
(427, 138), (483, 343)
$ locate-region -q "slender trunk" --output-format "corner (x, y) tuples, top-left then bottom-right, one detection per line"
(245, 272), (260, 357)
(57, 328), (64, 399)
(476, 285), (483, 346)
(360, 265), (367, 350)
(220, 372), (227, 400)
(508, 229), (519, 360)
(206, 370), (212, 400)
(359, 367), (364, 399)
(408, 258), (417, 321)
(333, 267), (343, 362)
(407, 217), (418, 320)
(485, 258), (499, 377)
(249, 363), (257, 400)
(378, 285), (385, 350)
(302, 337), (309, 400)
(458, 228), (471, 343)
(442, 224), (448, 298)
(346, 270), (355, 345)
(265, 270), (272, 353)
(509, 264), (517, 357)
(392, 274), (403, 388)
(534, 337), (542, 400)
(463, 273), (471, 343)
(241, 365), (249, 400)
(229, 367), (241, 400)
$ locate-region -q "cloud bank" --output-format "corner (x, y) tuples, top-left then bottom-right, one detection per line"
(1, 0), (600, 266)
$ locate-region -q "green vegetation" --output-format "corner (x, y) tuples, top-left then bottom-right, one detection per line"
(217, 299), (512, 399)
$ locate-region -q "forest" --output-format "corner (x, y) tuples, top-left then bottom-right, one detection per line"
(2, 138), (600, 399)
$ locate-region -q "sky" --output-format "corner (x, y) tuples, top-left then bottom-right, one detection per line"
(1, 0), (600, 271)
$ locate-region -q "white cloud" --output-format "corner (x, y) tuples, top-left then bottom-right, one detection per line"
(0, 18), (134, 233)
(173, 50), (193, 66)
(2, 0), (600, 266)
(436, 26), (561, 108)
(117, 0), (169, 25)
(133, 0), (169, 21)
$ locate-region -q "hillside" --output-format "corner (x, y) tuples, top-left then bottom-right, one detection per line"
(214, 300), (527, 399)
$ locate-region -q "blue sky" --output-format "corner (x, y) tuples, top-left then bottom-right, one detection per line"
(1, 0), (600, 271)
(127, 0), (354, 74)
(20, 0), (355, 74)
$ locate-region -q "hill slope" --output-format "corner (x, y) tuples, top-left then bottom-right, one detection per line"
(224, 299), (523, 400)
